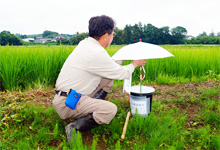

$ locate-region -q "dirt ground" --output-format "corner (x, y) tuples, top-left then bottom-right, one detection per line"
(1, 80), (218, 107)
(0, 80), (219, 149)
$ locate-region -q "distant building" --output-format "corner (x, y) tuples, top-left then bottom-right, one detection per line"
(56, 35), (64, 40)
(51, 38), (57, 42)
(22, 38), (34, 42)
(34, 37), (57, 43)
(36, 37), (44, 39)
(34, 39), (47, 43)
(186, 36), (194, 40)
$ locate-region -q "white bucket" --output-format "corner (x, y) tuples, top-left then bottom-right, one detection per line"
(130, 85), (155, 117)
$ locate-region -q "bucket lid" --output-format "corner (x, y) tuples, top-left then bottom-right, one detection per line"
(130, 85), (155, 94)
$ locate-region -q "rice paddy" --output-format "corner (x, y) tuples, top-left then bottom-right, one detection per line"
(0, 45), (219, 91)
(0, 45), (219, 149)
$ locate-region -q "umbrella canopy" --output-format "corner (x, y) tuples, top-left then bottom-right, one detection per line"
(112, 40), (174, 60)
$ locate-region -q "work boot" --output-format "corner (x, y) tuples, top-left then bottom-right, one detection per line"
(65, 114), (99, 144)
(93, 89), (107, 100)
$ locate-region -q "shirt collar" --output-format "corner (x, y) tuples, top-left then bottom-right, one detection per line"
(88, 36), (101, 46)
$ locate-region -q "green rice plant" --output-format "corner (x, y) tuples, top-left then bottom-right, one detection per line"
(156, 74), (180, 84)
(121, 45), (220, 84)
(0, 45), (219, 90)
(0, 46), (74, 90)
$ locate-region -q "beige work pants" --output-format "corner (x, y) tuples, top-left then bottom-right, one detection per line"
(52, 78), (117, 124)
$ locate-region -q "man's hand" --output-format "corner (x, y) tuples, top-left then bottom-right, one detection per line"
(131, 59), (147, 68)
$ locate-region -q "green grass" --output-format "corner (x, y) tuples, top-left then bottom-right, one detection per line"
(0, 45), (219, 149)
(1, 83), (219, 149)
(0, 45), (75, 91)
(0, 45), (219, 91)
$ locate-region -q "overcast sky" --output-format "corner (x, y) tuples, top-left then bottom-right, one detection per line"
(1, 0), (220, 36)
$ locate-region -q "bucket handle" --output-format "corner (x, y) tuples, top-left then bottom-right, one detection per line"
(140, 66), (146, 81)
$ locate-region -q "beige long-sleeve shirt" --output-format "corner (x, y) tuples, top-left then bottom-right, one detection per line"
(55, 37), (135, 95)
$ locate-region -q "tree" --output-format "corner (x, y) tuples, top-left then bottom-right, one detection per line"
(0, 31), (23, 45)
(123, 25), (132, 44)
(21, 34), (28, 39)
(42, 30), (58, 38)
(158, 26), (172, 44)
(112, 27), (124, 44)
(171, 26), (187, 44)
(130, 23), (144, 43)
(69, 32), (88, 45)
(197, 32), (207, 38)
(209, 32), (215, 37)
(143, 24), (160, 44)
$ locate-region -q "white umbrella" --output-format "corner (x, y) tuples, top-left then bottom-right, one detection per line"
(112, 40), (174, 93)
(112, 40), (174, 60)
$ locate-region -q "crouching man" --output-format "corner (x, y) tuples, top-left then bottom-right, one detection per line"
(52, 15), (146, 143)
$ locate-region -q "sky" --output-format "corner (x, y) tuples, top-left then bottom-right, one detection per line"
(0, 0), (220, 37)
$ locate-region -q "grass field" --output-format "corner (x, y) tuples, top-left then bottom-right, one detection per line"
(0, 45), (219, 90)
(0, 45), (220, 149)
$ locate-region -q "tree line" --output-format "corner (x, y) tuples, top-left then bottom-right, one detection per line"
(1, 23), (220, 46)
(69, 23), (188, 45)
(69, 23), (220, 45)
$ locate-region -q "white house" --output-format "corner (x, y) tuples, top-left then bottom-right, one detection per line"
(22, 38), (34, 42)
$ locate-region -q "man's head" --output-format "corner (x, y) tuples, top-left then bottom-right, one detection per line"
(89, 15), (115, 42)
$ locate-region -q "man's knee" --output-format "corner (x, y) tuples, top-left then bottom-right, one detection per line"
(110, 103), (117, 117)
(93, 102), (117, 124)
(105, 102), (117, 124)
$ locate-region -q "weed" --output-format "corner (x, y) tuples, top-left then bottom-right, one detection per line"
(0, 81), (219, 149)
(199, 86), (220, 99)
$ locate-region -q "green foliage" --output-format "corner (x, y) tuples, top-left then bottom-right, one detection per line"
(0, 92), (65, 149)
(114, 140), (121, 150)
(91, 135), (98, 150)
(53, 122), (59, 138)
(69, 23), (188, 45)
(185, 31), (220, 44)
(0, 30), (23, 46)
(69, 32), (88, 45)
(171, 26), (188, 44)
(42, 30), (58, 38)
(116, 23), (187, 45)
(69, 130), (88, 149)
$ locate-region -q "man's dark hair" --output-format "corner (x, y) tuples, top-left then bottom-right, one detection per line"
(89, 15), (115, 40)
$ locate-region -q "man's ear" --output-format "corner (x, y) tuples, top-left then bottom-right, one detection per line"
(103, 33), (108, 41)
